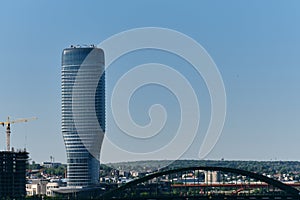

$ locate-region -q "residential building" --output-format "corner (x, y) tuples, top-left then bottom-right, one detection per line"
(26, 179), (63, 197)
(205, 171), (221, 183)
(46, 182), (60, 196)
(0, 150), (28, 199)
(61, 45), (105, 187)
(26, 179), (48, 196)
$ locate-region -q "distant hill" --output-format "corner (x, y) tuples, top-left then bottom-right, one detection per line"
(104, 160), (300, 175)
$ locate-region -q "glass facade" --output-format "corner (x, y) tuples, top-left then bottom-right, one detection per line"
(61, 47), (105, 187)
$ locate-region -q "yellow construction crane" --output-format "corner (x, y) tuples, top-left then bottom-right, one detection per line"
(0, 117), (37, 151)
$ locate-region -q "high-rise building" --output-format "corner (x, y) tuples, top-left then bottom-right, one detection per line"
(61, 46), (105, 187)
(205, 171), (221, 183)
(0, 150), (28, 199)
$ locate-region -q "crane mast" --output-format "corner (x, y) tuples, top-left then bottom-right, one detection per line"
(0, 117), (37, 151)
(6, 122), (11, 152)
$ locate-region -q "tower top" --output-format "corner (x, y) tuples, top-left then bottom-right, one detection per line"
(69, 44), (96, 48)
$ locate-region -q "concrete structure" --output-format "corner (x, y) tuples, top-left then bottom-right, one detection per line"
(61, 45), (105, 187)
(0, 150), (28, 199)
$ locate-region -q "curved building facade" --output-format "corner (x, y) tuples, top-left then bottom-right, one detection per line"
(61, 46), (105, 187)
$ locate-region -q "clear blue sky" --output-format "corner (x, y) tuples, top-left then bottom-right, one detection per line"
(0, 1), (300, 163)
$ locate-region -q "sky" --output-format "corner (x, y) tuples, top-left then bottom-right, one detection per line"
(0, 1), (300, 163)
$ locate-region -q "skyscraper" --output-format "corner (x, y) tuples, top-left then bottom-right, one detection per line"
(61, 46), (105, 187)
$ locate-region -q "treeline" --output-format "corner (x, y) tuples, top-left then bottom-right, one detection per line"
(27, 160), (300, 177)
(105, 160), (300, 175)
(27, 162), (66, 177)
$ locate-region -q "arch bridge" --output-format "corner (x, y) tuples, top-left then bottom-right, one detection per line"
(101, 166), (300, 200)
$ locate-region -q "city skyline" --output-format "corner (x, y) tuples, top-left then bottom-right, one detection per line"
(0, 1), (300, 163)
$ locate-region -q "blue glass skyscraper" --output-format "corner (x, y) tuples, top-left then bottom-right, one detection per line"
(61, 46), (105, 187)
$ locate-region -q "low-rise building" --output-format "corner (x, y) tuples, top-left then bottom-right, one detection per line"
(26, 179), (66, 197)
(42, 161), (62, 168)
(46, 182), (60, 196)
(26, 179), (48, 196)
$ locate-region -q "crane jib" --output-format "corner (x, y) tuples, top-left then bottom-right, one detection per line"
(0, 117), (37, 151)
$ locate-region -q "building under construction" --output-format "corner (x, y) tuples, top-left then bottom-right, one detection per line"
(0, 149), (28, 199)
